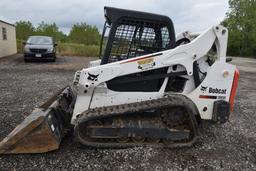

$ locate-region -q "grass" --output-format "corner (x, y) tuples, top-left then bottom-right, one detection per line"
(17, 39), (24, 53)
(17, 39), (100, 57)
(57, 43), (99, 57)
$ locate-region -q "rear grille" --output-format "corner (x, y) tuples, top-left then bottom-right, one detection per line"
(30, 48), (47, 53)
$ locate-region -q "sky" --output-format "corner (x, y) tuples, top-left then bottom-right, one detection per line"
(0, 0), (229, 35)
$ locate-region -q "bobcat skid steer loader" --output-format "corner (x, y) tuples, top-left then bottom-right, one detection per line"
(0, 7), (239, 154)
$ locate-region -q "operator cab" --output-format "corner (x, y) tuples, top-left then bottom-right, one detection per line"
(100, 7), (176, 64)
(100, 7), (179, 93)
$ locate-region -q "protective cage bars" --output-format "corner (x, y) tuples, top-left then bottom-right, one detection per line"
(108, 18), (172, 63)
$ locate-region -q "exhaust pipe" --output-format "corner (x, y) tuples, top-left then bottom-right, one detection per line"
(0, 86), (76, 154)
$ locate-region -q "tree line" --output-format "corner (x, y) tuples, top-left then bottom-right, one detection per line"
(222, 0), (256, 57)
(15, 21), (101, 45)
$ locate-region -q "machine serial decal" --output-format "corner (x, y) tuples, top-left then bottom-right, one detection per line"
(137, 57), (155, 70)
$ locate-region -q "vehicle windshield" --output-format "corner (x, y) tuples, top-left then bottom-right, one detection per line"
(27, 36), (53, 45)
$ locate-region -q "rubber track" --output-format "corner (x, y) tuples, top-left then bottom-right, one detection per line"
(74, 94), (199, 148)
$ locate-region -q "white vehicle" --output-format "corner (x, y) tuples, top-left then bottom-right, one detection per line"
(0, 7), (239, 154)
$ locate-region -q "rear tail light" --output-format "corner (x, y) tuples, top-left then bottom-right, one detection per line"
(229, 69), (239, 111)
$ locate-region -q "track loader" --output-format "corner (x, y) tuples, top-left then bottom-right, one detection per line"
(0, 7), (239, 154)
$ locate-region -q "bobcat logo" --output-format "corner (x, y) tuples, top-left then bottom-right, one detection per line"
(201, 86), (208, 92)
(87, 73), (99, 81)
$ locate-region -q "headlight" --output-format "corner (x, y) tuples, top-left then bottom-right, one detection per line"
(47, 47), (54, 53)
(24, 47), (30, 52)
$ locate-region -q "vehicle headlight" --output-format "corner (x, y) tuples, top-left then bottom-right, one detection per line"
(47, 47), (54, 53)
(24, 47), (30, 52)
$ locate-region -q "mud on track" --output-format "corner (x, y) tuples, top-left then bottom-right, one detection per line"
(0, 55), (255, 170)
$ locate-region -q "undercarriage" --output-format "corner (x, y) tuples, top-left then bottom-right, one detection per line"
(75, 94), (198, 148)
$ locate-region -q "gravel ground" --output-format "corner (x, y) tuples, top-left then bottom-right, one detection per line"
(0, 55), (255, 171)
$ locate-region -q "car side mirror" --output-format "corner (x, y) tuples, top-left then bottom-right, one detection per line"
(23, 41), (26, 45)
(54, 43), (58, 46)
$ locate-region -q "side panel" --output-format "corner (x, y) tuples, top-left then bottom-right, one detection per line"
(90, 89), (163, 108)
(187, 61), (236, 119)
